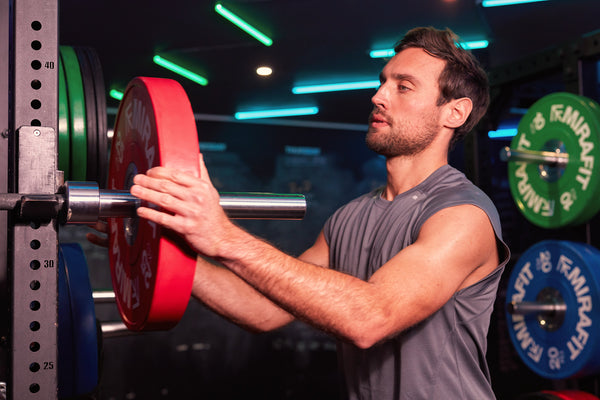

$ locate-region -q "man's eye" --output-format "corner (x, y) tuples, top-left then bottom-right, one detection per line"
(398, 85), (409, 91)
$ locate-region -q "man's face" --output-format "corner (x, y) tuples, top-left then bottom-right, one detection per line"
(366, 47), (447, 158)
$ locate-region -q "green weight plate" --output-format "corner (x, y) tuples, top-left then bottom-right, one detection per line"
(60, 45), (87, 181)
(58, 55), (71, 179)
(84, 46), (108, 188)
(507, 92), (600, 228)
(74, 46), (98, 183)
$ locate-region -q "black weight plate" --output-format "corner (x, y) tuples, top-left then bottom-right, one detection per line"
(84, 47), (108, 188)
(74, 46), (99, 183)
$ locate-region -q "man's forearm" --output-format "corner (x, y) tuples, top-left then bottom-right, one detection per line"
(193, 255), (295, 332)
(213, 229), (389, 348)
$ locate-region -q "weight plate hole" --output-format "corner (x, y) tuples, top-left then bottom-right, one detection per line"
(30, 21), (41, 31)
(29, 362), (40, 372)
(30, 321), (40, 331)
(30, 119), (41, 126)
(536, 287), (565, 331)
(30, 240), (40, 249)
(31, 40), (41, 50)
(29, 383), (40, 393)
(31, 60), (41, 70)
(30, 260), (40, 270)
(537, 140), (567, 183)
(30, 99), (41, 110)
(29, 342), (40, 352)
(29, 301), (40, 311)
(31, 79), (41, 90)
(29, 280), (40, 290)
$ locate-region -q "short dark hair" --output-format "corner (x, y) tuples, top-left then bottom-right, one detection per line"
(395, 27), (489, 147)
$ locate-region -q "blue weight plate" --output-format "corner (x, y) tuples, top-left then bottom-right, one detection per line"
(57, 245), (76, 398)
(505, 240), (600, 379)
(60, 243), (99, 395)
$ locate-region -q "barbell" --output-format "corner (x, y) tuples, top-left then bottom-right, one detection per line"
(3, 76), (308, 333)
(501, 92), (600, 229)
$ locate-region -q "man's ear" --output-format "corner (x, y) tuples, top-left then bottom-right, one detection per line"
(443, 97), (473, 129)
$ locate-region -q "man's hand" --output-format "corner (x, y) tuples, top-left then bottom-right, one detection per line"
(86, 220), (109, 248)
(130, 154), (237, 258)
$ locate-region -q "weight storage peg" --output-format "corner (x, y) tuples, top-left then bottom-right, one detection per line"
(505, 240), (600, 379)
(501, 92), (600, 229)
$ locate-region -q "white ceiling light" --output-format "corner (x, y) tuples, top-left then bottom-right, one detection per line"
(256, 66), (273, 76)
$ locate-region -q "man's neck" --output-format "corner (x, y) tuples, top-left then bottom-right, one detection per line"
(382, 153), (448, 200)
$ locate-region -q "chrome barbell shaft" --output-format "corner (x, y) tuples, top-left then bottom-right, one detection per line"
(65, 181), (306, 223)
(500, 146), (569, 166)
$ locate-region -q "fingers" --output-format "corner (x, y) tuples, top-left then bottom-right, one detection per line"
(86, 232), (109, 248)
(130, 182), (189, 216)
(143, 166), (200, 188)
(86, 219), (109, 248)
(87, 219), (108, 234)
(135, 204), (178, 231)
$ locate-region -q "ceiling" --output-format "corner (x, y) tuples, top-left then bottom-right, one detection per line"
(58, 0), (600, 128)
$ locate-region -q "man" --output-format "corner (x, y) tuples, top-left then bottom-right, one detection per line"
(130, 27), (510, 399)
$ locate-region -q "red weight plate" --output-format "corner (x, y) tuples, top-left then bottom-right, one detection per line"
(108, 77), (199, 331)
(541, 391), (600, 400)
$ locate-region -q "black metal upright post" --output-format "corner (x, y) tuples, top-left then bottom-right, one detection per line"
(0, 0), (11, 395)
(6, 0), (60, 399)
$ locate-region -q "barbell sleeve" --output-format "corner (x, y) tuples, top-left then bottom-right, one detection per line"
(218, 192), (306, 220)
(507, 301), (567, 316)
(500, 146), (569, 167)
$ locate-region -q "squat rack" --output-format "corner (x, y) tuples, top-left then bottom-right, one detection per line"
(1, 0), (60, 399)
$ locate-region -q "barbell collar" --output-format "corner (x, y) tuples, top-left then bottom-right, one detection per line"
(507, 300), (567, 316)
(500, 146), (569, 167)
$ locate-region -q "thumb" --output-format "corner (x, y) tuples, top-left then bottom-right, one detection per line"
(198, 152), (211, 183)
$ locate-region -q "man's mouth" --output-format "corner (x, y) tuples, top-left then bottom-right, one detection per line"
(369, 111), (389, 127)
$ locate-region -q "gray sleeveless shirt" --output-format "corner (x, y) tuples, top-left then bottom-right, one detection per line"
(323, 164), (510, 400)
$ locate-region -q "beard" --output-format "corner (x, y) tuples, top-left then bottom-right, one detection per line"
(365, 107), (442, 158)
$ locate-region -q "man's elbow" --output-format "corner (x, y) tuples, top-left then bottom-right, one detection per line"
(343, 317), (395, 349)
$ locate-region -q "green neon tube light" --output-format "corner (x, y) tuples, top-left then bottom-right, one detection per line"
(369, 49), (396, 58)
(292, 80), (380, 94)
(488, 128), (517, 139)
(459, 40), (489, 50)
(481, 0), (548, 7)
(153, 55), (208, 86)
(109, 89), (124, 101)
(214, 3), (273, 47)
(235, 106), (319, 120)
(370, 40), (489, 58)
